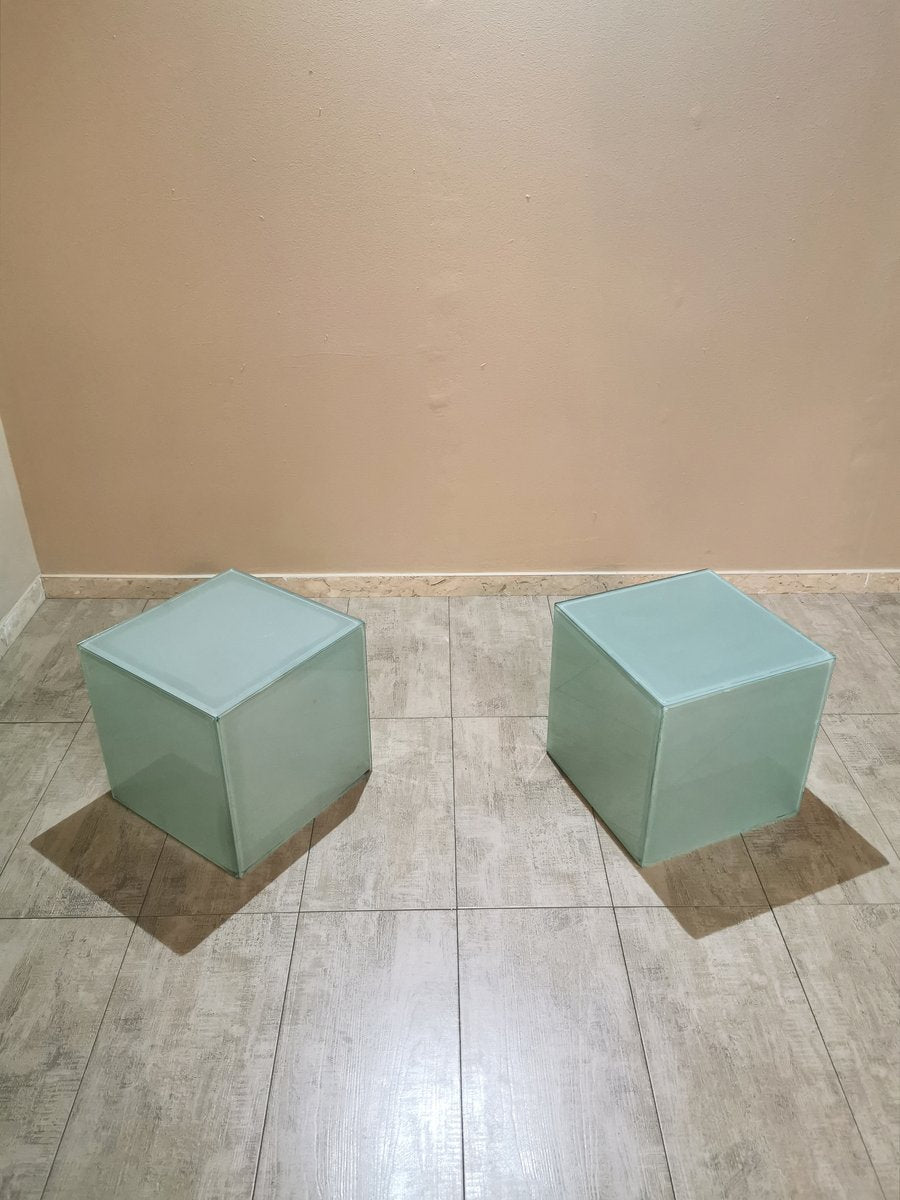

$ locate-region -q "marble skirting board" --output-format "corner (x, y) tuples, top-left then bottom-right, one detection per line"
(0, 576), (45, 656)
(41, 570), (900, 599)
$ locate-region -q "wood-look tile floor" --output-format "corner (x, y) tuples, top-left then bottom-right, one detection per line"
(0, 592), (897, 1200)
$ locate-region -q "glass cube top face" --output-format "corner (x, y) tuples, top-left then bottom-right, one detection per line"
(557, 570), (833, 706)
(79, 570), (360, 716)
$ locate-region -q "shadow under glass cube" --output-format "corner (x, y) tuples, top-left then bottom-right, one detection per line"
(547, 570), (834, 866)
(79, 570), (371, 876)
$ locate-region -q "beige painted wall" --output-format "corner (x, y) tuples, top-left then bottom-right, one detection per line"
(0, 413), (39, 616)
(1, 0), (898, 575)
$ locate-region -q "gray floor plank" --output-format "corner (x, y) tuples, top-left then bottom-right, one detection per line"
(0, 723), (78, 871)
(0, 917), (132, 1200)
(744, 731), (900, 905)
(776, 903), (900, 1198)
(0, 599), (144, 721)
(458, 907), (673, 1200)
(140, 823), (311, 916)
(347, 597), (450, 717)
(759, 594), (900, 714)
(256, 909), (462, 1200)
(601, 824), (768, 909)
(823, 714), (900, 855)
(42, 913), (295, 1200)
(618, 907), (883, 1200)
(0, 722), (165, 917)
(0, 588), (896, 1200)
(301, 718), (455, 910)
(454, 717), (610, 907)
(850, 593), (900, 664)
(450, 596), (551, 716)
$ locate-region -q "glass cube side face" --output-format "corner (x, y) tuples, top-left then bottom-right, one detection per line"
(547, 608), (661, 860)
(80, 649), (237, 873)
(642, 659), (834, 865)
(219, 625), (372, 875)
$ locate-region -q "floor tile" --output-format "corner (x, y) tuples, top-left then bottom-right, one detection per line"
(759, 594), (900, 713)
(849, 593), (900, 663)
(43, 913), (294, 1200)
(459, 907), (672, 1200)
(776, 903), (899, 1198)
(140, 823), (311, 917)
(348, 597), (450, 717)
(601, 825), (767, 910)
(0, 722), (165, 917)
(256, 909), (461, 1200)
(3, 587), (898, 1200)
(0, 723), (78, 871)
(0, 599), (144, 721)
(450, 597), (551, 716)
(744, 732), (900, 905)
(823, 714), (900, 854)
(454, 717), (609, 907)
(618, 907), (883, 1200)
(301, 718), (454, 910)
(0, 917), (132, 1200)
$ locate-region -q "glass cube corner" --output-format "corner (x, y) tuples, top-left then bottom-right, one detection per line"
(547, 573), (834, 865)
(79, 572), (371, 876)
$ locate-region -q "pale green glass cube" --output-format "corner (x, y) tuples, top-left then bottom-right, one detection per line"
(547, 571), (834, 865)
(79, 570), (371, 876)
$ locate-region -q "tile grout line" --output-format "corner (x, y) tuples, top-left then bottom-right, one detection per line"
(249, 904), (304, 1200)
(0, 722), (81, 881)
(0, 595), (146, 879)
(817, 724), (900, 863)
(771, 905), (888, 1199)
(249, 806), (315, 1199)
(0, 719), (86, 725)
(739, 834), (888, 1198)
(846, 595), (900, 670)
(610, 906), (680, 1200)
(39, 916), (138, 1200)
(448, 594), (467, 1200)
(591, 808), (678, 1198)
(4, 900), (900, 923)
(134, 836), (170, 922)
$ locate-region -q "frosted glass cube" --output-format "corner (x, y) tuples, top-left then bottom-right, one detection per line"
(79, 570), (371, 876)
(547, 571), (834, 865)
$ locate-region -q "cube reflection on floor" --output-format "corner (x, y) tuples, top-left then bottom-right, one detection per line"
(547, 570), (834, 865)
(78, 570), (371, 876)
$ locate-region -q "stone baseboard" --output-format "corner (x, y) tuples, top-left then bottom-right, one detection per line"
(40, 570), (900, 600)
(0, 575), (45, 655)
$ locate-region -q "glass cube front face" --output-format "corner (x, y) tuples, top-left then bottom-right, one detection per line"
(79, 572), (371, 875)
(547, 572), (834, 865)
